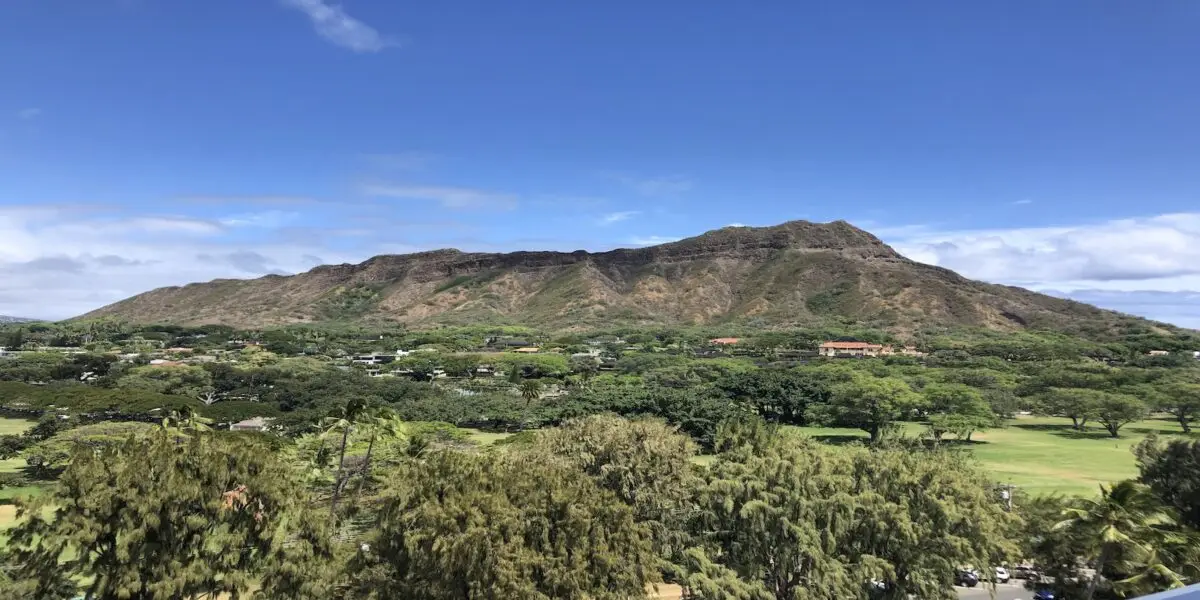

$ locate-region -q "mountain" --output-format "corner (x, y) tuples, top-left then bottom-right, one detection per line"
(78, 220), (1158, 335)
(0, 315), (37, 324)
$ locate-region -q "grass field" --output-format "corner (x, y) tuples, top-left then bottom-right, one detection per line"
(0, 416), (35, 436)
(460, 428), (514, 446)
(789, 415), (1197, 497)
(458, 417), (1190, 496)
(0, 417), (39, 532)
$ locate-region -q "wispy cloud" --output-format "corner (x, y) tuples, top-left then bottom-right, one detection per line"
(176, 195), (318, 207)
(280, 0), (394, 53)
(612, 174), (694, 197)
(218, 210), (298, 228)
(626, 235), (681, 247)
(362, 183), (518, 210)
(16, 108), (42, 120)
(1012, 199), (1034, 206)
(597, 211), (640, 226)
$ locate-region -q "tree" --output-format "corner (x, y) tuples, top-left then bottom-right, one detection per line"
(439, 353), (482, 379)
(922, 383), (994, 442)
(323, 397), (369, 518)
(1093, 393), (1147, 438)
(717, 368), (832, 425)
(161, 405), (214, 434)
(346, 449), (657, 600)
(1019, 494), (1091, 596)
(1055, 481), (1183, 600)
(350, 407), (407, 509)
(518, 378), (543, 406)
(1157, 383), (1200, 434)
(568, 355), (600, 382)
(685, 427), (1016, 600)
(198, 387), (220, 406)
(1135, 436), (1200, 529)
(3, 328), (25, 350)
(806, 374), (922, 442)
(6, 430), (308, 600)
(1038, 388), (1101, 431)
(116, 364), (213, 398)
(527, 415), (699, 572)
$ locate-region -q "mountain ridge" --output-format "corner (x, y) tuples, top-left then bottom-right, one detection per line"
(78, 220), (1160, 336)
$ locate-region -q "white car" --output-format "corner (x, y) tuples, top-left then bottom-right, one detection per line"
(994, 567), (1011, 583)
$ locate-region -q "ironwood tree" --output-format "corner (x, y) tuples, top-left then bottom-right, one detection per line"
(5, 428), (311, 600)
(681, 423), (1017, 600)
(345, 448), (658, 600)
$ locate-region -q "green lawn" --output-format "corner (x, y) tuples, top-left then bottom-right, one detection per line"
(460, 428), (514, 446)
(787, 416), (1197, 497)
(0, 416), (35, 436)
(0, 417), (43, 532)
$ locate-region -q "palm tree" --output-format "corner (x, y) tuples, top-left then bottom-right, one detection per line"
(1055, 481), (1178, 600)
(322, 397), (368, 518)
(160, 406), (213, 434)
(351, 407), (407, 508)
(519, 379), (543, 406)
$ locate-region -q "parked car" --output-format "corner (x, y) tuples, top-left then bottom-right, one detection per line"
(993, 567), (1010, 583)
(1033, 590), (1056, 600)
(1014, 564), (1040, 580)
(955, 569), (980, 588)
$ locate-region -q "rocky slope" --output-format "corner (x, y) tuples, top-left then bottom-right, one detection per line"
(79, 220), (1147, 333)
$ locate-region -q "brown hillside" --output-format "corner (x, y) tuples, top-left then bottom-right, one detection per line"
(78, 220), (1142, 333)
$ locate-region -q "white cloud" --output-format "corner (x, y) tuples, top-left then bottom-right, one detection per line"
(0, 206), (368, 320)
(880, 212), (1200, 327)
(16, 108), (41, 120)
(885, 212), (1200, 292)
(613, 174), (694, 197)
(597, 211), (640, 226)
(725, 222), (748, 227)
(1013, 199), (1033, 206)
(625, 235), (681, 247)
(361, 183), (518, 210)
(280, 0), (394, 53)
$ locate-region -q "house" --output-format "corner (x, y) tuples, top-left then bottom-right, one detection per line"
(352, 352), (398, 365)
(148, 359), (185, 367)
(818, 341), (885, 358)
(488, 337), (536, 349)
(1148, 350), (1171, 357)
(229, 417), (272, 432)
(880, 345), (925, 357)
(710, 338), (740, 346)
(512, 347), (541, 354)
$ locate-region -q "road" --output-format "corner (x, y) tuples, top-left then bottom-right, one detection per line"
(656, 581), (1036, 599)
(959, 582), (1037, 600)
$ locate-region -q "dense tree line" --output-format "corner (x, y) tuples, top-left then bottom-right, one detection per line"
(3, 413), (1196, 599)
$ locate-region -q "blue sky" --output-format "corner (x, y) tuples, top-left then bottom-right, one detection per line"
(1, 1), (1199, 326)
